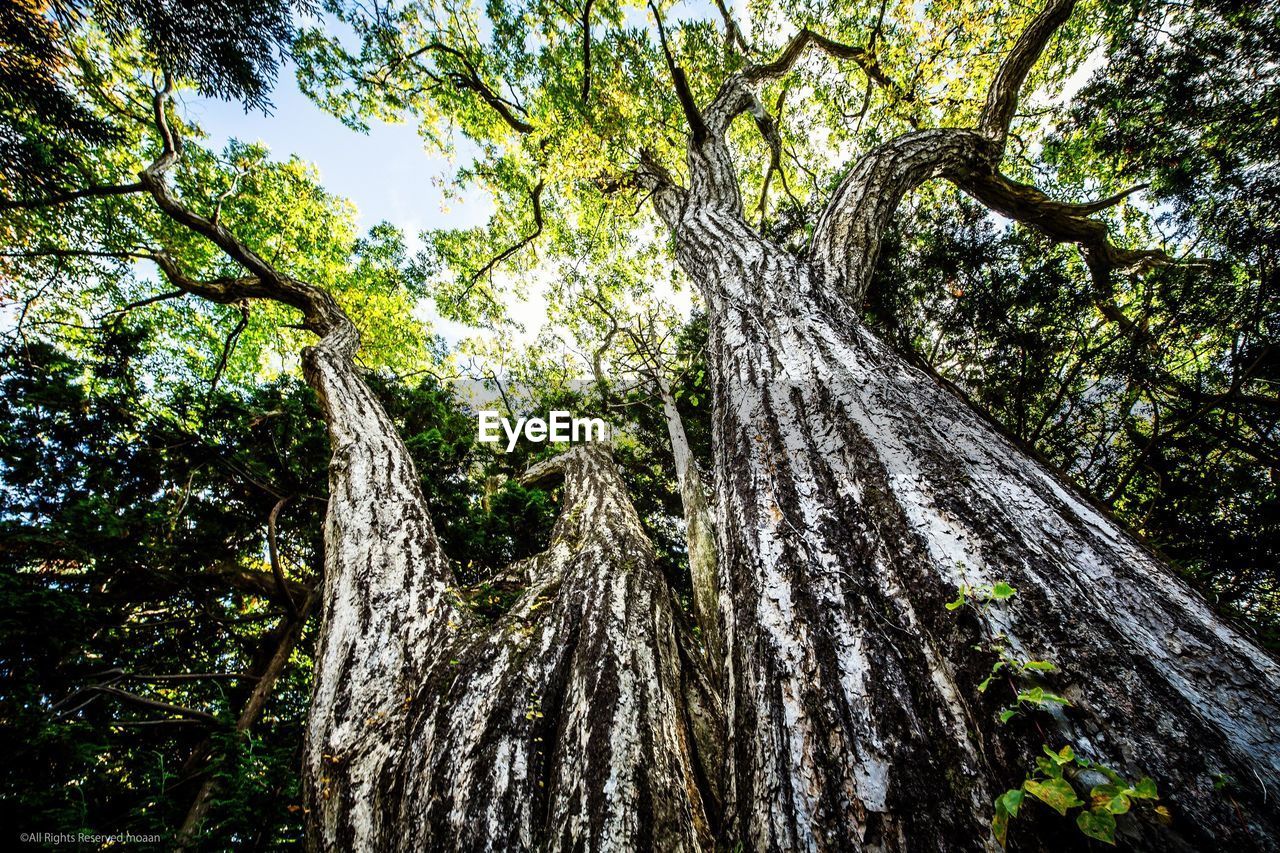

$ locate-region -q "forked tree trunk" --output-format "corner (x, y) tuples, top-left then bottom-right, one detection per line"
(299, 318), (714, 849)
(671, 207), (1280, 851)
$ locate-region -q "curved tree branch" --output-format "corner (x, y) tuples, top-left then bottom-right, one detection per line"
(703, 27), (894, 140)
(467, 179), (545, 287)
(956, 170), (1172, 290)
(978, 0), (1079, 144)
(807, 0), (1124, 304)
(267, 495), (298, 620)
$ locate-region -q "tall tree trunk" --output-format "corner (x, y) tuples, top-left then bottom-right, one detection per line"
(134, 90), (718, 848)
(672, 209), (1280, 851)
(657, 374), (724, 673)
(300, 314), (714, 850)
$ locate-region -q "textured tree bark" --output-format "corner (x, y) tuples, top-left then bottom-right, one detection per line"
(135, 84), (717, 849)
(132, 6), (1280, 845)
(630, 0), (1280, 845)
(667, 206), (1280, 851)
(299, 333), (715, 849)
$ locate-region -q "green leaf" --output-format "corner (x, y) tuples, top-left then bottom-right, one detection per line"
(1077, 808), (1117, 844)
(991, 581), (1017, 600)
(1000, 708), (1019, 724)
(1022, 660), (1056, 672)
(1025, 777), (1083, 816)
(945, 589), (966, 610)
(999, 788), (1025, 818)
(978, 675), (994, 693)
(991, 807), (1010, 847)
(1036, 756), (1064, 778)
(1090, 784), (1131, 814)
(1019, 687), (1071, 707)
(1130, 777), (1158, 799)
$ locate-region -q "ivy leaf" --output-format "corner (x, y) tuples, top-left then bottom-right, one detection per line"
(1019, 687), (1071, 707)
(1076, 808), (1117, 844)
(1090, 784), (1131, 814)
(1022, 660), (1056, 672)
(1024, 777), (1083, 815)
(991, 581), (1017, 600)
(945, 589), (966, 610)
(1130, 777), (1158, 799)
(1000, 708), (1019, 724)
(991, 808), (1010, 847)
(999, 787), (1025, 817)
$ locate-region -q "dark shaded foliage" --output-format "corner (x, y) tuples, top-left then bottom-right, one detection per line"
(0, 328), (557, 846)
(0, 1), (122, 198)
(1, 0), (308, 201)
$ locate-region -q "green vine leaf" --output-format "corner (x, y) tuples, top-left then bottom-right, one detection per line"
(991, 581), (1017, 600)
(991, 808), (1010, 847)
(1131, 777), (1159, 800)
(1090, 783), (1132, 814)
(1018, 687), (1070, 708)
(999, 788), (1024, 817)
(1024, 777), (1084, 815)
(1076, 807), (1118, 845)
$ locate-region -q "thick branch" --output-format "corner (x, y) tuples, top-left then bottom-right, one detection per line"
(979, 0), (1079, 144)
(681, 24), (901, 215)
(704, 28), (892, 139)
(957, 170), (1172, 289)
(809, 0), (1086, 301)
(650, 0), (707, 144)
(136, 80), (351, 343)
(711, 0), (749, 53)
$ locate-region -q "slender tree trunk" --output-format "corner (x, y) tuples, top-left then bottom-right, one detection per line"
(657, 374), (724, 672)
(177, 587), (319, 846)
(671, 208), (1280, 851)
